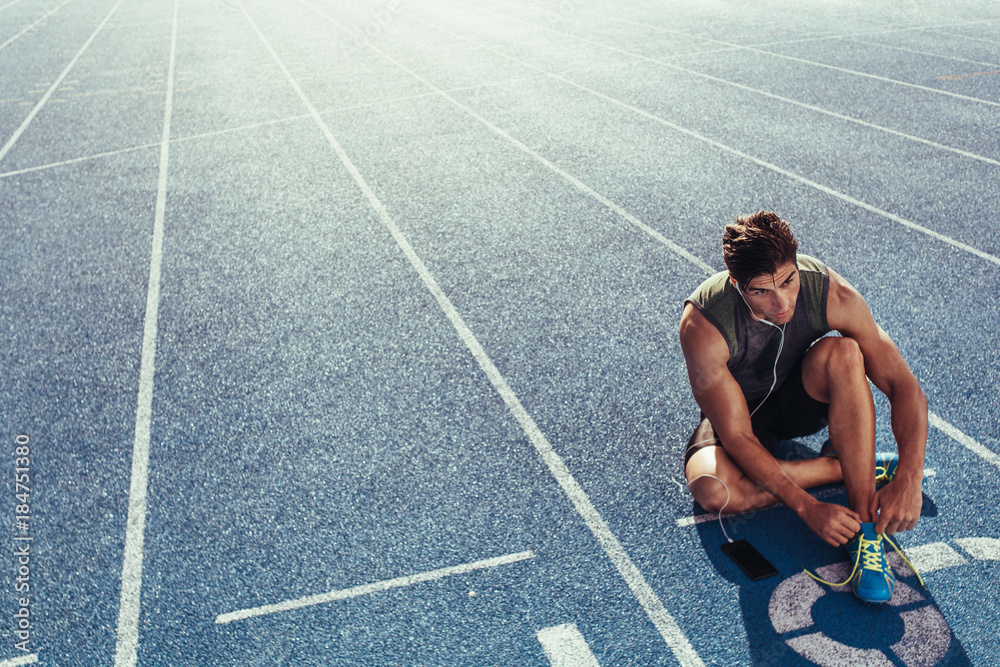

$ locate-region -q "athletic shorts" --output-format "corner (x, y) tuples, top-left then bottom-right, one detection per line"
(683, 356), (830, 467)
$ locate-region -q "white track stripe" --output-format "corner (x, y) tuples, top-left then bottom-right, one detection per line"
(429, 4), (1000, 170)
(216, 551), (535, 624)
(741, 45), (1000, 109)
(934, 28), (1000, 47)
(928, 410), (1000, 470)
(677, 470), (938, 527)
(299, 0), (711, 275)
(0, 0), (75, 53)
(954, 537), (1000, 561)
(574, 7), (1000, 109)
(0, 0), (123, 165)
(0, 655), (39, 667)
(850, 40), (1000, 70)
(411, 2), (999, 267)
(0, 0), (25, 13)
(246, 6), (705, 666)
(537, 623), (601, 667)
(0, 83), (550, 180)
(113, 3), (178, 666)
(0, 143), (162, 180)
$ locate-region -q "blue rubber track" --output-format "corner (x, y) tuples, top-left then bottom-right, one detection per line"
(1, 0), (998, 665)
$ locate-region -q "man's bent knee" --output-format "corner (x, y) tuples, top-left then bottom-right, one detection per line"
(686, 446), (734, 514)
(688, 475), (731, 514)
(825, 337), (865, 375)
(804, 337), (867, 402)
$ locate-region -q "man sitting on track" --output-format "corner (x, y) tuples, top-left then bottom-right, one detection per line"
(678, 210), (928, 603)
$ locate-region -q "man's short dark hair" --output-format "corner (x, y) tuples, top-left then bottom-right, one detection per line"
(722, 211), (799, 291)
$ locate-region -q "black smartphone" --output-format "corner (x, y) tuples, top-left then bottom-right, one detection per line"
(721, 539), (779, 580)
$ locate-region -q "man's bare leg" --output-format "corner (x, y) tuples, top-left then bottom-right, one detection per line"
(801, 337), (877, 523)
(685, 419), (842, 515)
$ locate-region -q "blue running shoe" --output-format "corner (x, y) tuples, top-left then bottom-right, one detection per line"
(844, 522), (896, 603)
(819, 438), (836, 458)
(805, 522), (925, 603)
(818, 440), (899, 487)
(875, 453), (899, 487)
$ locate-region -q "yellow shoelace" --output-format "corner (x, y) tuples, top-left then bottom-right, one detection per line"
(805, 532), (926, 589)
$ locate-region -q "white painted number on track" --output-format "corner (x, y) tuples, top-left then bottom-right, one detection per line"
(537, 623), (600, 667)
(770, 536), (999, 667)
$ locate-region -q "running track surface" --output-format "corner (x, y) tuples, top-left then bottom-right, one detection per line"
(1, 0), (999, 665)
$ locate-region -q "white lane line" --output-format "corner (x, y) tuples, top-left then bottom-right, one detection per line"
(0, 655), (39, 667)
(0, 0), (124, 165)
(216, 551), (536, 625)
(676, 469), (938, 527)
(537, 623), (600, 667)
(427, 3), (1000, 170)
(928, 410), (1000, 470)
(850, 40), (1000, 71)
(572, 7), (1000, 109)
(113, 3), (178, 667)
(677, 487), (844, 528)
(954, 537), (1000, 561)
(0, 0), (27, 12)
(247, 6), (705, 666)
(0, 0), (76, 54)
(0, 143), (163, 180)
(412, 1), (1000, 267)
(893, 541), (968, 574)
(933, 28), (1000, 47)
(741, 43), (1000, 109)
(299, 0), (711, 276)
(0, 78), (560, 181)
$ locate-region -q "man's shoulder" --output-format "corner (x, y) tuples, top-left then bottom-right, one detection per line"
(686, 269), (732, 307)
(682, 272), (737, 362)
(796, 253), (829, 277)
(679, 301), (732, 366)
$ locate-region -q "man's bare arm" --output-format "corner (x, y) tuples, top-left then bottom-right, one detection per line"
(679, 303), (860, 545)
(825, 269), (928, 534)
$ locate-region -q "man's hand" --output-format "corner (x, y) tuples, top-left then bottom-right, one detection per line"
(802, 500), (863, 547)
(871, 477), (922, 535)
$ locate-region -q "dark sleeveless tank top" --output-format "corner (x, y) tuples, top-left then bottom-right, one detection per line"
(685, 254), (831, 409)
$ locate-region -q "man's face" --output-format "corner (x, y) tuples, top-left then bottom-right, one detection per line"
(734, 261), (799, 325)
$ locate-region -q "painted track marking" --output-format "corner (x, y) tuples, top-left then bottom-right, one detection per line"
(954, 537), (1000, 561)
(0, 0), (126, 166)
(429, 1), (1000, 170)
(928, 411), (1000, 471)
(113, 2), (178, 666)
(773, 535), (999, 667)
(245, 5), (705, 665)
(893, 541), (968, 574)
(216, 551), (536, 625)
(407, 0), (1000, 267)
(936, 69), (1000, 80)
(537, 623), (600, 667)
(572, 5), (1000, 109)
(676, 469), (937, 528)
(0, 655), (39, 667)
(0, 0), (75, 54)
(771, 568), (950, 666)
